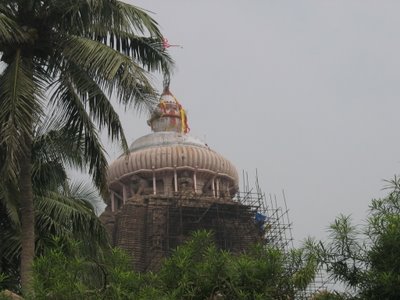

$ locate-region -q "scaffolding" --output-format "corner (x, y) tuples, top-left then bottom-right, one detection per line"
(113, 195), (263, 272)
(235, 170), (294, 252)
(107, 169), (332, 297)
(235, 171), (331, 299)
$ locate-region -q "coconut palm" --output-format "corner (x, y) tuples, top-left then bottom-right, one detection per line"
(0, 117), (110, 293)
(0, 182), (108, 293)
(0, 0), (173, 291)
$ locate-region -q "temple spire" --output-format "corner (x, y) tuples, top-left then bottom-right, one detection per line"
(147, 88), (189, 133)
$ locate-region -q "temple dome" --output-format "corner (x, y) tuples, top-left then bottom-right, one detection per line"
(129, 131), (206, 151)
(108, 132), (239, 185)
(107, 88), (239, 200)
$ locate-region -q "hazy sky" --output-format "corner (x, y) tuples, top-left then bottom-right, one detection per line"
(108, 1), (400, 243)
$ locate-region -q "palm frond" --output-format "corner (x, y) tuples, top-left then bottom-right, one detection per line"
(54, 35), (160, 119)
(0, 12), (30, 44)
(60, 61), (129, 152)
(33, 116), (85, 171)
(1, 180), (107, 263)
(91, 24), (173, 74)
(53, 0), (162, 36)
(50, 77), (108, 196)
(0, 180), (20, 227)
(35, 194), (91, 235)
(63, 181), (101, 209)
(61, 36), (155, 86)
(0, 50), (42, 181)
(0, 183), (20, 263)
(115, 1), (162, 37)
(0, 227), (21, 262)
(35, 185), (107, 244)
(31, 160), (68, 193)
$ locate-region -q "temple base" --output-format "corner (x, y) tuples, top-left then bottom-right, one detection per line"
(100, 195), (263, 272)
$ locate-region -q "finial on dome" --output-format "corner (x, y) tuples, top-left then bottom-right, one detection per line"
(147, 88), (190, 134)
(163, 72), (171, 91)
(162, 85), (173, 96)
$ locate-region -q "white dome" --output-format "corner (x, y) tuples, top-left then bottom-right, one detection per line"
(129, 131), (207, 151)
(106, 88), (239, 197)
(108, 132), (239, 185)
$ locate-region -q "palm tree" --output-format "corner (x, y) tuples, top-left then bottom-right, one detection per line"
(0, 182), (108, 293)
(0, 0), (173, 292)
(1, 117), (110, 293)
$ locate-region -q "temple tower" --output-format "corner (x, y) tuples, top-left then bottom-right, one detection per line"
(100, 88), (261, 271)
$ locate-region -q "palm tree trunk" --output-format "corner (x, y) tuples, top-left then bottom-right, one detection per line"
(19, 133), (34, 294)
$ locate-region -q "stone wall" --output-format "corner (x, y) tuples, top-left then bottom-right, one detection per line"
(102, 196), (262, 272)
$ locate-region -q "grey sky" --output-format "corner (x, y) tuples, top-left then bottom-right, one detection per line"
(108, 0), (400, 243)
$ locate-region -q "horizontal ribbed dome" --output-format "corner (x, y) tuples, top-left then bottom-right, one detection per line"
(108, 131), (238, 184)
(107, 88), (239, 197)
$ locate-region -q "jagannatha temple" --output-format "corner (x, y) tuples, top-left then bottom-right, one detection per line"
(100, 87), (262, 271)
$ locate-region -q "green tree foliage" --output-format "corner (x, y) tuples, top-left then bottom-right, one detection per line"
(28, 231), (318, 300)
(0, 118), (108, 293)
(315, 177), (400, 300)
(30, 238), (163, 300)
(311, 290), (348, 300)
(0, 0), (173, 291)
(0, 181), (107, 293)
(159, 231), (317, 300)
